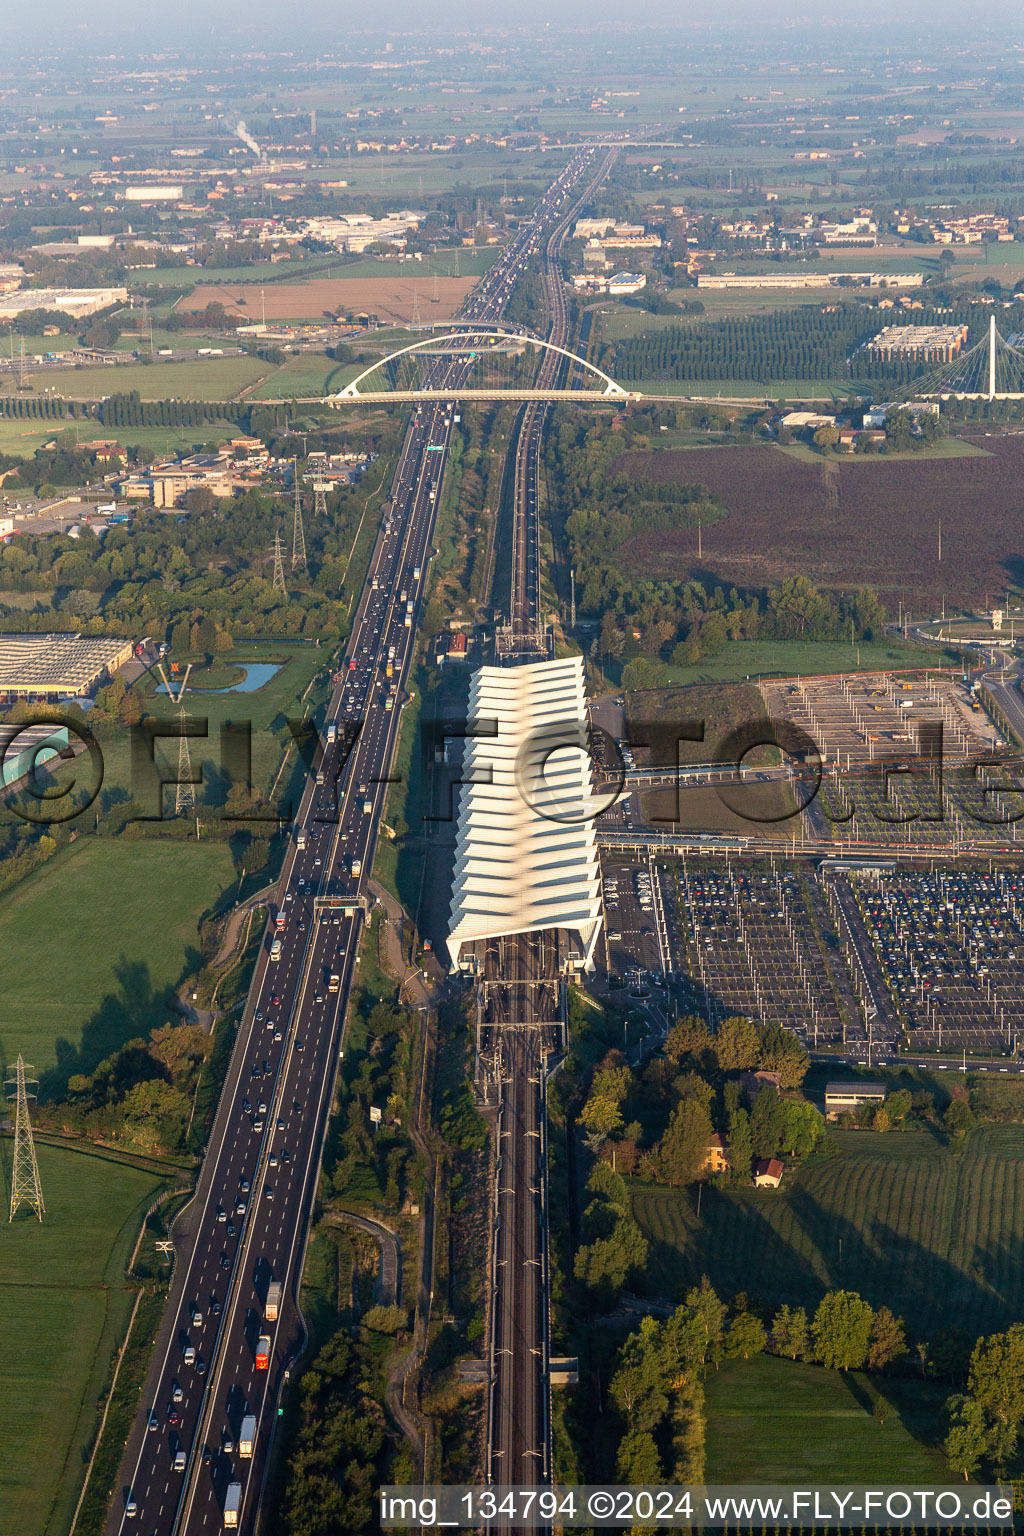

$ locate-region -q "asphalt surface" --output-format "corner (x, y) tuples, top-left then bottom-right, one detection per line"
(105, 151), (598, 1536)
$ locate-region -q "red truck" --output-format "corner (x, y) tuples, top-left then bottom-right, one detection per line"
(255, 1335), (271, 1370)
(275, 911), (286, 932)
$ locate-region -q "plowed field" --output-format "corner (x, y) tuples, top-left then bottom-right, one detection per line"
(615, 437), (1024, 609)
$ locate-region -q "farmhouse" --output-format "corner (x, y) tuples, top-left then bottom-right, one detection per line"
(701, 1133), (730, 1175)
(741, 1069), (782, 1102)
(753, 1158), (784, 1188)
(824, 1081), (887, 1120)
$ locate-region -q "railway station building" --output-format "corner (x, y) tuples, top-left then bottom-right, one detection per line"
(447, 656), (604, 973)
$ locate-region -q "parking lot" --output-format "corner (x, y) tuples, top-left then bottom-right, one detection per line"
(597, 849), (1024, 1063)
(849, 866), (1024, 1054)
(762, 671), (1001, 771)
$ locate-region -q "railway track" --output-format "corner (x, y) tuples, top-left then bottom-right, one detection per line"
(483, 147), (616, 1523)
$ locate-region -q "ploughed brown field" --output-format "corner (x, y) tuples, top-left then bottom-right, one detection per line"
(182, 274), (477, 324)
(614, 438), (1024, 609)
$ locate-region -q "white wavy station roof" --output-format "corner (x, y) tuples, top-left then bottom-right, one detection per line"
(447, 656), (604, 972)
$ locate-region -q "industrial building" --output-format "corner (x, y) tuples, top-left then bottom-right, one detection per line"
(824, 1081), (887, 1120)
(698, 271), (923, 291)
(447, 656), (603, 973)
(124, 185), (183, 203)
(0, 633), (133, 700)
(867, 324), (969, 362)
(0, 287), (127, 320)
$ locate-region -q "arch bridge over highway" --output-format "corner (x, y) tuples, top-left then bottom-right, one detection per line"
(327, 325), (632, 404)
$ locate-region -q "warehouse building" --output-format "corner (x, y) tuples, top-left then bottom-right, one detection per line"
(824, 1081), (887, 1120)
(447, 656), (603, 973)
(0, 633), (133, 700)
(0, 287), (127, 320)
(867, 324), (969, 362)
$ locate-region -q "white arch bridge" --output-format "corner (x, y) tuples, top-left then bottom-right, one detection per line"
(327, 326), (632, 404)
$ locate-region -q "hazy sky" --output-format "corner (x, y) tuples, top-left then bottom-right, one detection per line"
(7, 0), (1024, 48)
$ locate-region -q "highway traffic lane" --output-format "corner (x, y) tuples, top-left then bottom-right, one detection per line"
(112, 422), (445, 1530)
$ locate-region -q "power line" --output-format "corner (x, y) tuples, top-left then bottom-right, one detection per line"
(7, 1055), (44, 1222)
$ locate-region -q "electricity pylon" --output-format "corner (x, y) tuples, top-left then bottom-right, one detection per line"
(156, 663), (196, 815)
(291, 457), (306, 570)
(271, 532), (288, 595)
(307, 451), (329, 518)
(7, 1055), (44, 1222)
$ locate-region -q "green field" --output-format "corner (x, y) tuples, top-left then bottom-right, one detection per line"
(628, 378), (859, 400)
(632, 1125), (1024, 1337)
(706, 1354), (950, 1484)
(2, 356), (269, 404)
(133, 640), (328, 799)
(0, 1142), (166, 1536)
(133, 246), (501, 293)
(0, 838), (234, 1087)
(245, 353), (351, 400)
(0, 419), (245, 458)
(625, 638), (960, 688)
(777, 438), (991, 465)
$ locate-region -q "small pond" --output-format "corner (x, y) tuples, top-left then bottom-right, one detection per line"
(156, 662), (282, 695)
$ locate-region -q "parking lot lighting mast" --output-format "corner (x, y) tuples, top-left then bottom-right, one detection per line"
(7, 1055), (44, 1222)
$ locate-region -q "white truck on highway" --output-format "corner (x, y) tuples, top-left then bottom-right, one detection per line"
(239, 1415), (257, 1458)
(265, 1280), (283, 1321)
(270, 938), (282, 962)
(224, 1483), (242, 1527)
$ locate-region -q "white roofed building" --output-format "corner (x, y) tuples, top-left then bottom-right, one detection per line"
(447, 656), (604, 974)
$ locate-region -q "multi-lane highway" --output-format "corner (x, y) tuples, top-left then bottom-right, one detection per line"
(107, 146), (608, 1536)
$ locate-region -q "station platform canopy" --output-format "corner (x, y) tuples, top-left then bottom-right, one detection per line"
(447, 656), (603, 973)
